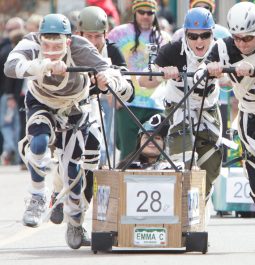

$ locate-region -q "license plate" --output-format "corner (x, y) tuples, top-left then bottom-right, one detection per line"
(134, 227), (167, 247)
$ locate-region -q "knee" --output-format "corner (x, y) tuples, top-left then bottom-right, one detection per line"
(30, 134), (49, 155)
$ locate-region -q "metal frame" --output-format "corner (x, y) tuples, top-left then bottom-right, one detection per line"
(66, 67), (237, 172)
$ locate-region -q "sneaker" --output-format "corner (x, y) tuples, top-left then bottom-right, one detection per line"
(65, 223), (91, 249)
(22, 194), (47, 227)
(49, 193), (64, 224)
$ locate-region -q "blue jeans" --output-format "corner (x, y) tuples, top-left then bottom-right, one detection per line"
(0, 94), (20, 163)
(100, 97), (114, 165)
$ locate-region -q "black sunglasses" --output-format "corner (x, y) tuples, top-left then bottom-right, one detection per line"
(137, 10), (155, 16)
(232, 35), (255, 43)
(186, 31), (212, 40)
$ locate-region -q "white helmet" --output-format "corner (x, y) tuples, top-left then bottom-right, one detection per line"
(227, 2), (255, 35)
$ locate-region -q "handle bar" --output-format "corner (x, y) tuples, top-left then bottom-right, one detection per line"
(66, 66), (247, 77)
(66, 66), (195, 77)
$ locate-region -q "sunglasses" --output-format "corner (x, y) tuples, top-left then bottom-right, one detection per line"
(136, 10), (155, 16)
(232, 35), (255, 43)
(186, 31), (212, 40)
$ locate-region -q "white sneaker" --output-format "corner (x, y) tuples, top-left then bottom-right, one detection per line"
(65, 223), (91, 249)
(22, 194), (47, 227)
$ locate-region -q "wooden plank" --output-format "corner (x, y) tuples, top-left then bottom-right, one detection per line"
(181, 170), (206, 234)
(92, 170), (121, 232)
(92, 169), (206, 249)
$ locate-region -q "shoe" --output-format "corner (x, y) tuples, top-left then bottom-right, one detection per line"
(65, 223), (91, 249)
(22, 194), (47, 227)
(49, 192), (64, 224)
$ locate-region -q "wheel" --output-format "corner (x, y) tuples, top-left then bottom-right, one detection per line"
(93, 250), (98, 254)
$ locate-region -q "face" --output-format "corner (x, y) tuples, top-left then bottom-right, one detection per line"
(82, 32), (105, 52)
(186, 29), (213, 57)
(140, 133), (164, 161)
(135, 7), (156, 31)
(232, 34), (255, 55)
(40, 36), (70, 61)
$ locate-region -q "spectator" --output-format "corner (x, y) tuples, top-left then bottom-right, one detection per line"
(108, 0), (171, 160)
(0, 17), (25, 165)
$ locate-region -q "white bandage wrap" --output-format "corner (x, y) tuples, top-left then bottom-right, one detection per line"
(107, 68), (133, 102)
(193, 67), (214, 89)
(27, 147), (52, 168)
(27, 58), (52, 77)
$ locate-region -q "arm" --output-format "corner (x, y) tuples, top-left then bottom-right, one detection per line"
(4, 34), (53, 79)
(107, 42), (134, 102)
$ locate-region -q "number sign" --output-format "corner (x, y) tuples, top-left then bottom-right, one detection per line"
(126, 181), (175, 217)
(226, 177), (253, 203)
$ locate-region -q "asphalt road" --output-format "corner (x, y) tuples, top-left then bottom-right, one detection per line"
(0, 165), (255, 265)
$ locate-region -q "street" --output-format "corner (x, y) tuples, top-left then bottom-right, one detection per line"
(0, 165), (255, 265)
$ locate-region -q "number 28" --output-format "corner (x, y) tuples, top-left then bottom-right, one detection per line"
(136, 190), (162, 212)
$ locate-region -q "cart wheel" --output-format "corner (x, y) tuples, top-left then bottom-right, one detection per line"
(185, 232), (208, 254)
(217, 211), (223, 217)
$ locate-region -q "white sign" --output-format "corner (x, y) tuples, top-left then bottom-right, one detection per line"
(97, 185), (110, 221)
(188, 188), (200, 225)
(126, 182), (174, 217)
(226, 177), (253, 204)
(134, 227), (167, 247)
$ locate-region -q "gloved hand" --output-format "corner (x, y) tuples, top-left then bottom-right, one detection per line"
(236, 61), (254, 77)
(27, 58), (53, 77)
(193, 68), (210, 89)
(158, 66), (180, 81)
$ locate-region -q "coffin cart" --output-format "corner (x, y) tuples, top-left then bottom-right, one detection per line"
(65, 67), (229, 254)
(91, 169), (208, 254)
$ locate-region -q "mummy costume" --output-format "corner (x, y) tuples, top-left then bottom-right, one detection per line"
(205, 2), (255, 203)
(155, 8), (223, 198)
(4, 14), (133, 249)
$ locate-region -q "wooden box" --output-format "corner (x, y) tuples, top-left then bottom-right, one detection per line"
(92, 169), (206, 249)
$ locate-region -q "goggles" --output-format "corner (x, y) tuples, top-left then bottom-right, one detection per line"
(186, 31), (212, 41)
(232, 35), (255, 43)
(136, 9), (155, 16)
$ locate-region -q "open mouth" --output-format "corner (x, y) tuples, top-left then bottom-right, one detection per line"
(196, 45), (205, 52)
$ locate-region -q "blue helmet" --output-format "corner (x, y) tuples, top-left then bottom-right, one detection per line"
(39, 14), (71, 35)
(138, 114), (169, 138)
(184, 7), (215, 30)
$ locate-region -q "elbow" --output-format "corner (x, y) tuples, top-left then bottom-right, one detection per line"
(4, 63), (12, 78)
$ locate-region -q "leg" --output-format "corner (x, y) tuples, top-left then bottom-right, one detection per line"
(196, 106), (223, 200)
(56, 113), (91, 249)
(22, 132), (51, 227)
(238, 111), (255, 203)
(21, 91), (55, 227)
